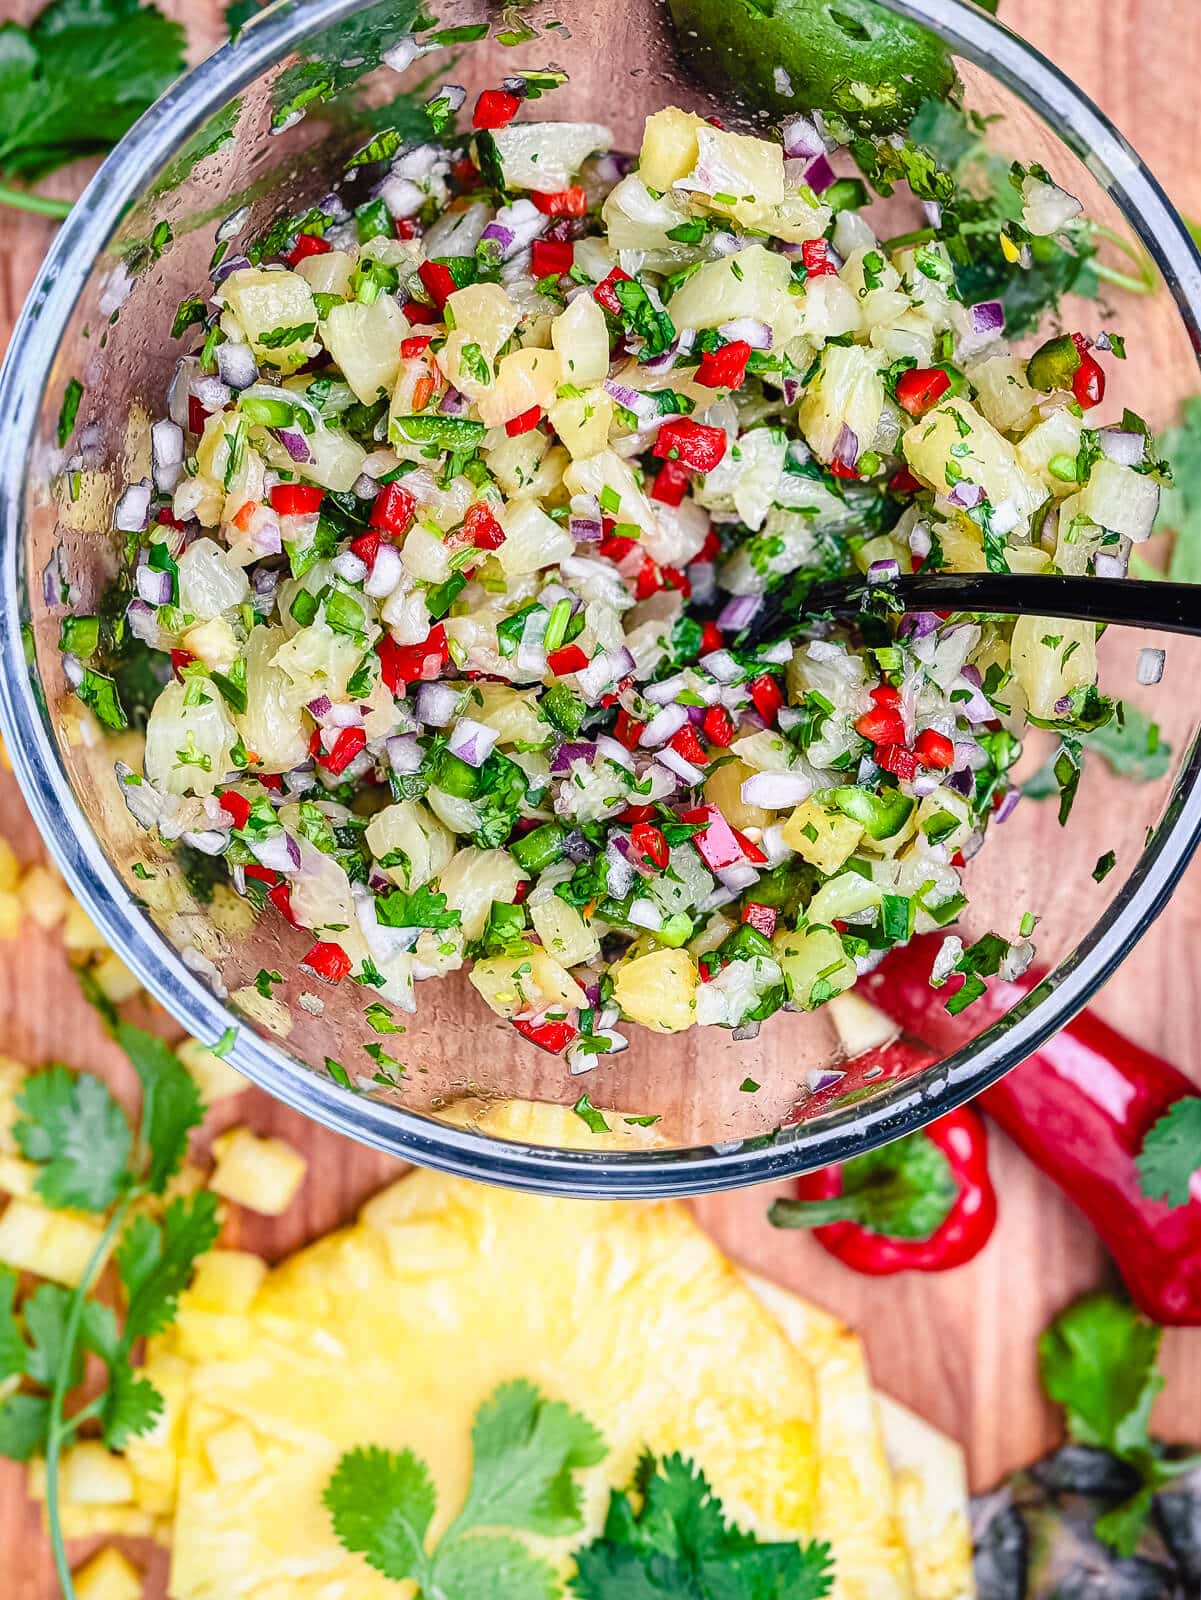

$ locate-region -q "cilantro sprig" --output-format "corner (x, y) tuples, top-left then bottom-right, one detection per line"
(1039, 1295), (1201, 1556)
(1136, 1098), (1201, 1209)
(0, 1025), (217, 1600)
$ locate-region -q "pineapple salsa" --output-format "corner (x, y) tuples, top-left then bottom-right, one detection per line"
(76, 89), (1162, 1066)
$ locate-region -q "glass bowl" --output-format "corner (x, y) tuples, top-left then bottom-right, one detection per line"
(2, 0), (1200, 1197)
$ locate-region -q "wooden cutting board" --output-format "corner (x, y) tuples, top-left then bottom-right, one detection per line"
(3, 2), (1201, 1594)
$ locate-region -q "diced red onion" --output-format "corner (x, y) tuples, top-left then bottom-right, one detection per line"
(481, 198), (547, 261)
(430, 81), (466, 109)
(717, 317), (772, 350)
(1137, 647), (1165, 686)
(644, 672), (687, 706)
(570, 492), (601, 523)
(306, 694), (333, 719)
(717, 593), (762, 632)
(448, 716), (499, 767)
(326, 703), (363, 729)
(716, 862), (761, 893)
(922, 199), (943, 229)
(562, 828), (596, 864)
(151, 420), (185, 493)
(180, 828), (229, 855)
(1053, 694), (1072, 716)
(438, 386), (471, 417)
(1098, 427), (1146, 467)
(994, 786), (1021, 824)
(709, 231), (746, 256)
(781, 114), (826, 159)
(639, 703), (689, 748)
(655, 746), (705, 785)
(216, 341), (259, 391)
(248, 514), (282, 557)
(386, 733), (423, 775)
(194, 375), (231, 411)
(114, 480), (152, 533)
(365, 543), (404, 599)
(901, 610), (940, 639)
(249, 831), (301, 874)
(515, 608), (549, 677)
(831, 423), (858, 470)
(415, 680), (461, 727)
(551, 740), (598, 773)
(911, 772), (942, 798)
(211, 253), (251, 284)
(688, 562), (716, 605)
(125, 599), (163, 646)
(379, 175), (425, 220)
(274, 426), (313, 464)
(908, 522), (932, 560)
(758, 639), (793, 665)
(628, 898), (663, 931)
(740, 771), (811, 808)
(804, 154), (837, 194)
(1093, 552), (1128, 579)
(700, 648), (743, 684)
(970, 300), (1005, 336)
(575, 645), (634, 702)
(867, 558), (900, 584)
(595, 734), (634, 771)
(605, 843), (636, 898)
(332, 550), (369, 584)
(253, 566), (280, 598)
(946, 766), (974, 798)
(947, 481), (985, 510)
(570, 515), (603, 542)
(135, 564), (173, 606)
(603, 379), (661, 424)
(782, 377), (801, 406)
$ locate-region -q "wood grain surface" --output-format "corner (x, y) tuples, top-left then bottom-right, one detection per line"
(4, 1), (1201, 1594)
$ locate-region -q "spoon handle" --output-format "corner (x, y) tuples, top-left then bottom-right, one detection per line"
(788, 573), (1201, 637)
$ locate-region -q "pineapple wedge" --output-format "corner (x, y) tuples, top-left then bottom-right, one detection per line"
(72, 1546), (144, 1600)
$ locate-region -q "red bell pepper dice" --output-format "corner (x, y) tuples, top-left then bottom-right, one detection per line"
(370, 482), (417, 536)
(505, 405), (542, 437)
(696, 340), (752, 390)
(669, 724), (709, 766)
(593, 266), (632, 316)
(699, 620), (723, 655)
(320, 726), (367, 775)
(854, 704), (906, 745)
(285, 232), (330, 266)
(801, 239), (838, 277)
(531, 186), (589, 217)
(417, 259), (457, 308)
(650, 459), (690, 505)
(652, 419), (727, 473)
(630, 823), (670, 871)
(914, 728), (954, 769)
(702, 706), (734, 747)
(219, 790), (252, 830)
(741, 902), (777, 938)
(512, 1016), (577, 1053)
(270, 482), (325, 517)
(875, 744), (920, 782)
(376, 626), (449, 691)
(547, 643), (589, 676)
(1072, 346), (1106, 409)
(350, 529), (381, 567)
(400, 334), (434, 358)
(301, 941), (352, 983)
(749, 674), (783, 725)
(268, 882), (301, 928)
(462, 501), (506, 550)
(531, 238), (575, 278)
(613, 709), (646, 749)
(895, 366), (952, 418)
(473, 89), (521, 129)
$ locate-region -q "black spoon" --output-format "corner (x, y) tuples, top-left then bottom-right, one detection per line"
(740, 573), (1200, 649)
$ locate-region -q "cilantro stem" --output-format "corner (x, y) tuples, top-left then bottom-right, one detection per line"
(0, 183), (73, 220)
(44, 1190), (139, 1600)
(1085, 222), (1156, 295)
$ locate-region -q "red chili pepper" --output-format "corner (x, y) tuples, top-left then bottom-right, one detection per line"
(301, 941), (352, 984)
(462, 501), (506, 550)
(702, 705), (734, 747)
(669, 724), (710, 766)
(285, 233), (330, 266)
(417, 259), (457, 309)
(699, 620), (723, 654)
(875, 743), (920, 781)
(914, 728), (954, 769)
(170, 649), (195, 679)
(867, 937), (1201, 1324)
(530, 238), (575, 278)
(741, 901), (777, 938)
(370, 482), (417, 536)
(630, 822), (670, 871)
(828, 459), (861, 480)
(318, 726), (367, 775)
(1071, 341), (1106, 409)
(895, 366), (952, 418)
(593, 266), (632, 315)
(531, 186), (589, 217)
(854, 704), (906, 745)
(696, 340), (752, 390)
(613, 709), (646, 749)
(219, 790), (252, 829)
(650, 459), (689, 505)
(653, 418), (727, 473)
(376, 626), (449, 690)
(350, 529), (381, 567)
(888, 466), (924, 495)
(547, 643), (589, 675)
(187, 395), (209, 436)
(505, 405), (542, 437)
(473, 89), (521, 129)
(801, 239), (838, 278)
(770, 1101), (996, 1274)
(730, 826), (767, 864)
(269, 483), (324, 517)
(268, 882), (300, 928)
(749, 674), (783, 726)
(400, 334), (434, 358)
(512, 1016), (577, 1053)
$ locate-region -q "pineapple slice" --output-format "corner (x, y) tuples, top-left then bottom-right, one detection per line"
(638, 106), (709, 189)
(611, 947), (697, 1033)
(72, 1546), (143, 1600)
(177, 1037), (248, 1105)
(220, 267), (320, 374)
(209, 1129), (306, 1217)
(782, 800), (863, 875)
(188, 1250), (268, 1313)
(469, 949), (586, 1019)
(773, 925), (856, 1011)
(0, 1198), (108, 1286)
(61, 1442), (136, 1505)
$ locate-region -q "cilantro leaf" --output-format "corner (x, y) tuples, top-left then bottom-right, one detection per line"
(116, 1022), (205, 1194)
(324, 1445), (437, 1585)
(0, 1394), (50, 1461)
(116, 1191), (221, 1345)
(23, 1283), (83, 1389)
(453, 1380), (607, 1538)
(1040, 1294), (1164, 1456)
(1158, 394), (1201, 585)
(572, 1094), (609, 1134)
(100, 1364), (164, 1451)
(471, 753), (530, 851)
(0, 1269), (26, 1382)
(376, 883), (462, 932)
(433, 1535), (561, 1600)
(1136, 1098), (1201, 1208)
(13, 1065), (131, 1212)
(0, 0), (186, 190)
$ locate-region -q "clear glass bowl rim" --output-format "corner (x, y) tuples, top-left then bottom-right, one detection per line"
(3, 0), (1201, 1198)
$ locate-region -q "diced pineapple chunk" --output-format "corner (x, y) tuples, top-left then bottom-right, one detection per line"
(89, 950), (141, 1005)
(488, 121), (611, 192)
(914, 787), (974, 852)
(471, 684), (545, 746)
(438, 848), (526, 941)
(827, 991), (901, 1056)
(0, 1198), (108, 1286)
(62, 900), (106, 954)
(476, 346), (561, 429)
(667, 244), (802, 343)
(967, 354), (1040, 435)
(177, 1037), (248, 1104)
(638, 106), (708, 190)
(798, 343), (886, 466)
(0, 837), (19, 893)
(0, 893), (18, 941)
(144, 679), (238, 799)
(187, 1249), (268, 1312)
(702, 759), (770, 833)
(61, 1442), (135, 1506)
(294, 248), (354, 297)
(469, 950), (587, 1019)
(322, 294), (408, 404)
(547, 387), (615, 460)
(611, 947), (697, 1034)
(496, 497), (575, 577)
(529, 896), (601, 967)
(682, 126), (784, 228)
(562, 448), (655, 534)
(1075, 457), (1159, 542)
(0, 1155), (35, 1197)
(220, 267), (320, 373)
(903, 398), (1047, 528)
(72, 1546), (143, 1600)
(364, 800), (455, 891)
(204, 1419), (263, 1484)
(781, 800), (863, 875)
(1015, 407), (1084, 496)
(1010, 615), (1098, 719)
(805, 870), (881, 928)
(773, 924), (856, 1010)
(550, 292), (611, 386)
(209, 1128), (307, 1216)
